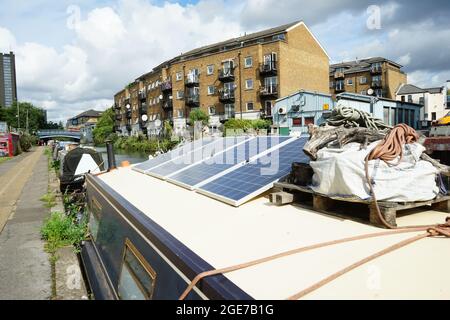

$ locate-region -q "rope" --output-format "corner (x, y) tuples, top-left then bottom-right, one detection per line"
(326, 104), (391, 130)
(178, 225), (450, 300)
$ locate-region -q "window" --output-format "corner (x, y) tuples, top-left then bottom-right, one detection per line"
(176, 91), (184, 100)
(88, 198), (102, 241)
(360, 76), (367, 84)
(330, 81), (334, 89)
(207, 85), (215, 95)
(401, 96), (405, 102)
(335, 80), (344, 91)
(244, 56), (253, 68)
(408, 95), (413, 103)
(177, 110), (184, 118)
(409, 110), (415, 128)
(224, 104), (235, 119)
(432, 112), (437, 121)
(292, 118), (302, 127)
(272, 34), (286, 41)
(208, 106), (216, 115)
(245, 79), (254, 90)
(246, 102), (254, 111)
(118, 239), (156, 300)
(347, 79), (353, 85)
(176, 72), (182, 81)
(265, 101), (273, 116)
(304, 117), (315, 126)
(361, 90), (367, 95)
(207, 65), (214, 75)
(419, 97), (424, 105)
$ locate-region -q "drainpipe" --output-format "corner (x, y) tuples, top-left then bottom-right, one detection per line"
(105, 140), (117, 172)
(238, 52), (243, 119)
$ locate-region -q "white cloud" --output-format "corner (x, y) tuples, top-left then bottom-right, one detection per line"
(0, 27), (16, 52)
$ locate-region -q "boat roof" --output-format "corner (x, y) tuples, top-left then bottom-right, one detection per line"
(96, 167), (450, 299)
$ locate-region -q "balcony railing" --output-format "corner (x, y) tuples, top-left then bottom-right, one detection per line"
(185, 75), (200, 87)
(218, 68), (235, 82)
(162, 101), (173, 109)
(126, 110), (132, 119)
(138, 91), (146, 101)
(126, 124), (132, 131)
(259, 62), (277, 75)
(140, 106), (148, 115)
(334, 71), (345, 79)
(115, 114), (122, 121)
(371, 65), (382, 74)
(219, 89), (235, 103)
(161, 80), (172, 92)
(259, 84), (278, 97)
(185, 95), (200, 107)
(124, 97), (130, 104)
(371, 80), (382, 88)
(114, 103), (121, 110)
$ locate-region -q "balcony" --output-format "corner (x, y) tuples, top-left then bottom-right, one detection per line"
(218, 68), (235, 82)
(162, 101), (173, 109)
(115, 114), (122, 121)
(161, 80), (173, 92)
(334, 71), (345, 79)
(139, 106), (148, 115)
(124, 97), (130, 104)
(114, 103), (121, 110)
(371, 80), (382, 88)
(335, 84), (345, 92)
(126, 110), (132, 119)
(219, 89), (235, 103)
(259, 61), (277, 76)
(185, 75), (200, 87)
(185, 95), (200, 107)
(259, 85), (278, 98)
(139, 91), (146, 101)
(126, 124), (132, 132)
(371, 65), (382, 74)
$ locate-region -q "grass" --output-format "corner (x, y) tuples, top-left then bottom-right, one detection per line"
(40, 192), (57, 208)
(41, 211), (87, 257)
(0, 157), (11, 165)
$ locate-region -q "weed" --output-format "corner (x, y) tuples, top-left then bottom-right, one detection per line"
(40, 192), (57, 208)
(41, 212), (87, 255)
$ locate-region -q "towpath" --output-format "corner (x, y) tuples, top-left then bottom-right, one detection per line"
(0, 147), (52, 299)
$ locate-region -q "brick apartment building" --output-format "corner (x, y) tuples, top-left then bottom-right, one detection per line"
(114, 20), (330, 136)
(329, 57), (407, 100)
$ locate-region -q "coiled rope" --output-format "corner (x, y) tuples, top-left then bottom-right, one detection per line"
(326, 104), (392, 130)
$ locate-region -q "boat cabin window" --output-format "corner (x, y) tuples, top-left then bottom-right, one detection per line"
(118, 239), (156, 300)
(89, 197), (102, 241)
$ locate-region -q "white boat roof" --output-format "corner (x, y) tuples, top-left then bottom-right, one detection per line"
(98, 167), (450, 300)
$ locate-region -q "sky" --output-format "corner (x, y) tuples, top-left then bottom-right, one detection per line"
(0, 0), (449, 122)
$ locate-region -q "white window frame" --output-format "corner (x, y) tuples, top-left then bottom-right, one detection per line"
(244, 56), (253, 68)
(245, 79), (254, 90)
(176, 91), (184, 100)
(246, 102), (254, 111)
(207, 65), (214, 75)
(208, 106), (216, 115)
(177, 110), (184, 118)
(360, 76), (367, 85)
(207, 85), (215, 95)
(347, 79), (353, 86)
(176, 72), (183, 81)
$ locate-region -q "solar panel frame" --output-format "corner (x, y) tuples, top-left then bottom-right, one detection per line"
(165, 136), (295, 190)
(196, 138), (309, 207)
(145, 136), (250, 180)
(132, 138), (216, 174)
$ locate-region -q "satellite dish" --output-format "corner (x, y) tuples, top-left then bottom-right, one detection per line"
(367, 89), (374, 96)
(126, 104), (131, 109)
(141, 114), (148, 122)
(155, 119), (162, 127)
(159, 95), (163, 100)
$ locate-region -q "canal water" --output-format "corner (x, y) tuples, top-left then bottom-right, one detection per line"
(95, 147), (149, 165)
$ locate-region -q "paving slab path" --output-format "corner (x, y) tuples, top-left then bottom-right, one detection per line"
(0, 147), (52, 299)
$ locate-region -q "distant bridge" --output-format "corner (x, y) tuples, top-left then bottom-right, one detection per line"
(37, 130), (82, 140)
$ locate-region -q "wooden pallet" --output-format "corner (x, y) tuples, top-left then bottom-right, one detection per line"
(273, 182), (450, 228)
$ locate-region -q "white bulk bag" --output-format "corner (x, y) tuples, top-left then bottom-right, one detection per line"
(309, 141), (439, 202)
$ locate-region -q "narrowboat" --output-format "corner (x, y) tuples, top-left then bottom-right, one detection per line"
(81, 136), (450, 300)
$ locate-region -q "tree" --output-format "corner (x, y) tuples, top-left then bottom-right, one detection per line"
(1, 102), (47, 132)
(92, 107), (115, 145)
(189, 109), (209, 126)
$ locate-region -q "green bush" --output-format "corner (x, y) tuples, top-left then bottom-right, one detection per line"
(189, 109), (209, 126)
(41, 212), (87, 254)
(224, 119), (271, 136)
(114, 135), (179, 155)
(19, 134), (33, 152)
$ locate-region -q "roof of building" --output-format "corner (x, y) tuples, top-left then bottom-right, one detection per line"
(396, 84), (444, 95)
(135, 20), (327, 82)
(70, 109), (103, 120)
(330, 57), (403, 75)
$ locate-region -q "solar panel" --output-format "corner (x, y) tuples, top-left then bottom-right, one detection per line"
(197, 137), (309, 207)
(166, 136), (293, 190)
(146, 137), (249, 180)
(133, 138), (216, 173)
